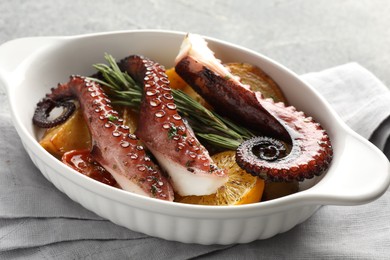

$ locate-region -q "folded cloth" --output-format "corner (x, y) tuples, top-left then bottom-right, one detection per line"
(0, 63), (389, 259)
(301, 62), (390, 140)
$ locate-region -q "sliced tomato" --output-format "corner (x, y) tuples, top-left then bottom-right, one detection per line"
(62, 149), (117, 187)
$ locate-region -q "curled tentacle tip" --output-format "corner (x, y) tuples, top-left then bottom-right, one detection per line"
(236, 136), (287, 179)
(32, 98), (76, 128)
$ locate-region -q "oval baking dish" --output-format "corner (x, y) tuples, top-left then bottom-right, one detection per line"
(0, 30), (389, 245)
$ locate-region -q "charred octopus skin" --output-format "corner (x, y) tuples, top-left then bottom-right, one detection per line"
(33, 96), (76, 128)
(33, 76), (174, 201)
(175, 34), (333, 182)
(119, 55), (228, 196)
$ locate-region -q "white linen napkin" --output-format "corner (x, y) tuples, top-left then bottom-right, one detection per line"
(301, 62), (390, 140)
(0, 63), (389, 259)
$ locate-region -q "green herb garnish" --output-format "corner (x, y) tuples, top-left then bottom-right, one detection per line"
(88, 54), (255, 149)
(107, 114), (118, 122)
(168, 125), (178, 139)
(151, 184), (158, 197)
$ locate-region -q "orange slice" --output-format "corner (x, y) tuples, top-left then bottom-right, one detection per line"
(39, 108), (91, 158)
(166, 67), (188, 90)
(166, 67), (211, 109)
(175, 151), (264, 205)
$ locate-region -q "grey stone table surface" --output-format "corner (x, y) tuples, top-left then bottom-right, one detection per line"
(1, 0), (389, 86)
(1, 0), (390, 259)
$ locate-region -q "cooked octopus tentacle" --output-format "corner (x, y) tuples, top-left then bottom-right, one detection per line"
(237, 136), (287, 163)
(119, 55), (228, 196)
(33, 76), (174, 201)
(175, 34), (333, 182)
(32, 98), (76, 128)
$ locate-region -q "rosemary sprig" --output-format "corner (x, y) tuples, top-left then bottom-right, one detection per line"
(196, 133), (242, 150)
(88, 54), (254, 149)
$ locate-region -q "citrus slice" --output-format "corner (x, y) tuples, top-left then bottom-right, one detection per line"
(166, 67), (211, 109)
(39, 108), (91, 158)
(175, 151), (264, 205)
(166, 67), (187, 90)
(121, 106), (139, 134)
(225, 62), (287, 103)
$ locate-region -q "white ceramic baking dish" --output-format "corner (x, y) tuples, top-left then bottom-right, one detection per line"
(0, 30), (389, 245)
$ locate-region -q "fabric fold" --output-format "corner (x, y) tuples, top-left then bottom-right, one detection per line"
(0, 218), (148, 251)
(301, 62), (390, 139)
(1, 63), (389, 259)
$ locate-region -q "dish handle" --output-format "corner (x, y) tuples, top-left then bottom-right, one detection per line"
(305, 132), (390, 206)
(0, 37), (60, 93)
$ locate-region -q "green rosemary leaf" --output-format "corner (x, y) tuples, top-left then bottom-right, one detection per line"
(214, 113), (255, 139)
(89, 54), (255, 150)
(196, 133), (242, 150)
(104, 53), (131, 89)
(110, 100), (141, 109)
(86, 77), (115, 89)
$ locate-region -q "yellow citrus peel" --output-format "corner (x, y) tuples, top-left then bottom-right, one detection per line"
(175, 151), (264, 205)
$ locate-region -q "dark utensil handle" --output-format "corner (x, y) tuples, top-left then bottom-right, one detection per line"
(369, 116), (390, 160)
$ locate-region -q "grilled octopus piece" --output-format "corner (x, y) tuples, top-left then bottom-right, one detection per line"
(175, 34), (333, 182)
(119, 55), (228, 196)
(33, 98), (75, 128)
(33, 76), (174, 200)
